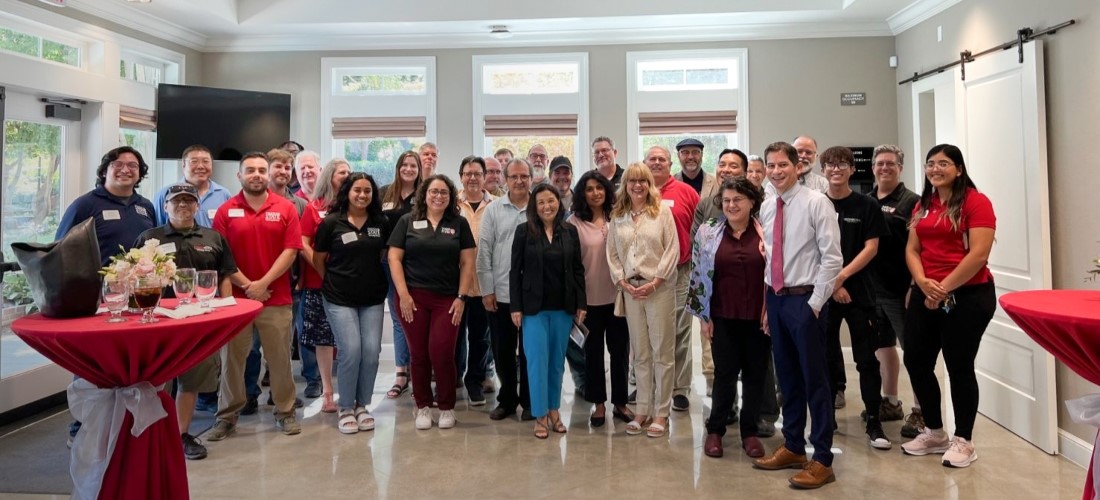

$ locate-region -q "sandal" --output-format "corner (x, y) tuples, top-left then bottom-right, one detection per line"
(386, 371), (410, 399)
(337, 410), (359, 434)
(534, 418), (549, 439)
(626, 418), (649, 436)
(321, 393), (337, 413)
(549, 412), (567, 434)
(354, 407), (375, 431)
(647, 420), (667, 438)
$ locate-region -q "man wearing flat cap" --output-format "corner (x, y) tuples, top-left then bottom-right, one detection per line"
(135, 183), (239, 461)
(674, 138), (718, 201)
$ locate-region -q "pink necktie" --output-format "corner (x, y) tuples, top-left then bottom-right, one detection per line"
(771, 197), (785, 292)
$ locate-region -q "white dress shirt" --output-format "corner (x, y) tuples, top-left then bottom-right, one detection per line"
(759, 182), (843, 311)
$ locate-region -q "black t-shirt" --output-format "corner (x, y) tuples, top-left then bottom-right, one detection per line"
(540, 235), (566, 311)
(387, 211), (476, 296)
(681, 171), (704, 194)
(313, 212), (390, 307)
(872, 183), (920, 296)
(828, 191), (886, 307)
(135, 223), (239, 298)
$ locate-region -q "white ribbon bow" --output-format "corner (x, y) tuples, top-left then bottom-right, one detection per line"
(1066, 394), (1100, 500)
(67, 379), (168, 500)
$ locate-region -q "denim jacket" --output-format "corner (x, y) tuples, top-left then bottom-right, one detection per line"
(687, 215), (765, 323)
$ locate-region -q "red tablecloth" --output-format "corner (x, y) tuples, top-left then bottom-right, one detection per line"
(12, 299), (263, 500)
(1000, 290), (1100, 500)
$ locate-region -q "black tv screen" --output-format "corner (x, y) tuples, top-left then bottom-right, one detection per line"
(156, 84), (291, 160)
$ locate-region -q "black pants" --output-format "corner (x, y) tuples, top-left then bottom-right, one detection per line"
(904, 282), (995, 440)
(459, 298), (492, 390)
(708, 318), (770, 438)
(826, 301), (883, 417)
(582, 304), (630, 405)
(489, 303), (530, 410)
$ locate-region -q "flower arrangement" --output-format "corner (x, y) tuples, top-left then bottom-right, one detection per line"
(101, 239), (177, 286)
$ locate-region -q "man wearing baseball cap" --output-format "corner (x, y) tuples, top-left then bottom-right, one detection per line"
(549, 155), (575, 210)
(673, 138), (718, 201)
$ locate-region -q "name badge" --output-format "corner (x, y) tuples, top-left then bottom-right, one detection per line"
(341, 232), (358, 244)
(157, 242), (177, 254)
(412, 220), (429, 230)
(661, 199), (675, 208)
(228, 208), (245, 218)
(207, 209), (217, 219)
(382, 202), (396, 211)
(318, 210), (328, 218)
(135, 206), (149, 217)
(102, 210), (121, 220)
(882, 206), (896, 214)
(265, 212), (281, 222)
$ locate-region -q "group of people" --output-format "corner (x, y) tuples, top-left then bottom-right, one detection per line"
(57, 132), (997, 490)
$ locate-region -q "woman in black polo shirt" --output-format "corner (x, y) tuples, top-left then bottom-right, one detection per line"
(381, 151), (422, 400)
(313, 173), (390, 434)
(388, 174), (477, 431)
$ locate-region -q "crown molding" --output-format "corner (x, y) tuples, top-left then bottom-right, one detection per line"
(887, 0), (962, 35)
(64, 0), (208, 51)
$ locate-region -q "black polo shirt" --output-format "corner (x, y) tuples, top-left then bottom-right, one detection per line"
(872, 183), (920, 296)
(314, 212), (390, 307)
(828, 191), (886, 307)
(387, 211), (476, 296)
(135, 223), (238, 298)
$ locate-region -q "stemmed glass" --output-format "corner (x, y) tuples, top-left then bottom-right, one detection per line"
(132, 276), (163, 324)
(195, 270), (218, 308)
(101, 278), (129, 323)
(173, 268), (197, 305)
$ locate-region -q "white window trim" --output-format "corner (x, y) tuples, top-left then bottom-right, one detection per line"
(626, 48), (749, 165)
(0, 12), (89, 69)
(320, 56), (437, 162)
(471, 52), (589, 162)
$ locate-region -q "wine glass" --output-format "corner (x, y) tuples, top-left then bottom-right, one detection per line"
(101, 278), (129, 323)
(132, 276), (163, 324)
(195, 270), (218, 308)
(173, 268), (197, 305)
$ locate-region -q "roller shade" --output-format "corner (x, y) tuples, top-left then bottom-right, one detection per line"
(483, 114), (577, 137)
(331, 116), (427, 139)
(119, 105), (156, 131)
(638, 110), (737, 135)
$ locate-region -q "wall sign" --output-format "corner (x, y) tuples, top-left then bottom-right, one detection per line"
(841, 92), (867, 106)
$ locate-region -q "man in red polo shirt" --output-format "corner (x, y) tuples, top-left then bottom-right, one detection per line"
(207, 152), (304, 440)
(645, 145), (700, 412)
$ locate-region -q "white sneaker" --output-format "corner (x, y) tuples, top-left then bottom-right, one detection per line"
(942, 436), (978, 468)
(414, 407), (433, 430)
(438, 410), (457, 429)
(902, 427), (950, 456)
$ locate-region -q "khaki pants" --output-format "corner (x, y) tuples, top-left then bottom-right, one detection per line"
(217, 306), (296, 422)
(625, 277), (676, 418)
(672, 262), (694, 396)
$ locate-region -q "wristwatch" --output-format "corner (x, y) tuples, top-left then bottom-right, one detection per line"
(457, 294), (468, 302)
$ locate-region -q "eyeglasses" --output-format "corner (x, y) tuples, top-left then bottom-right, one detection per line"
(169, 197), (198, 205)
(186, 158), (212, 166)
(823, 163), (851, 171)
(925, 160), (956, 170)
(873, 161), (900, 168)
(427, 189), (450, 197)
(110, 161), (140, 171)
(627, 178), (649, 185)
(506, 174), (531, 182)
(528, 153), (548, 160)
(461, 171), (484, 178)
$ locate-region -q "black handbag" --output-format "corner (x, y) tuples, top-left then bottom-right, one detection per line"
(11, 217), (102, 318)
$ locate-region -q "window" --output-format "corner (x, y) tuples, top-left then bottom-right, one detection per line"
(0, 26), (80, 67)
(322, 57), (436, 179)
(3, 119), (63, 254)
(473, 53), (588, 164)
(119, 48), (180, 86)
(627, 50), (748, 173)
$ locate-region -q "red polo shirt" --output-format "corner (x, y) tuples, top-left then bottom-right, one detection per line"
(299, 199), (328, 290)
(912, 187), (996, 286)
(214, 190), (304, 306)
(659, 177), (700, 266)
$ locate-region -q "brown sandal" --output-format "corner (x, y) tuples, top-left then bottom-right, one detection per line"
(386, 371), (409, 399)
(534, 418), (549, 439)
(549, 412), (567, 434)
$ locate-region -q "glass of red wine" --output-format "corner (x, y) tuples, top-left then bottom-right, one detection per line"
(132, 276), (163, 324)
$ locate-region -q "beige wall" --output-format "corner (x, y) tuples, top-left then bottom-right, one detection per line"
(200, 37), (898, 175)
(895, 0), (1100, 442)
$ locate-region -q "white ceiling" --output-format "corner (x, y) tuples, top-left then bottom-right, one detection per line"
(61, 0), (960, 52)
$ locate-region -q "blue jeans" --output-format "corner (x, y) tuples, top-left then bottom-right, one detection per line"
(324, 300), (385, 410)
(383, 257), (410, 367)
(522, 310), (572, 418)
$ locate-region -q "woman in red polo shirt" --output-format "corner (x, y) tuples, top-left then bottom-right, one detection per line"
(899, 144), (996, 469)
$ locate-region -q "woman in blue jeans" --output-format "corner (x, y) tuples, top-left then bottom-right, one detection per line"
(380, 151), (421, 398)
(510, 183), (587, 439)
(313, 173), (391, 434)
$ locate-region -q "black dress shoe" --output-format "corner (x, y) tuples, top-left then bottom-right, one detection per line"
(240, 397), (258, 416)
(672, 394), (690, 411)
(590, 414), (606, 427)
(304, 381), (322, 399)
(489, 406), (516, 421)
(521, 407), (535, 421)
(627, 390), (637, 404)
(612, 407), (635, 423)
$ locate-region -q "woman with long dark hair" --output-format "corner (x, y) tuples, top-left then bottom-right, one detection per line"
(900, 144), (996, 469)
(568, 171), (634, 427)
(381, 151), (422, 400)
(312, 173), (390, 433)
(510, 183), (587, 438)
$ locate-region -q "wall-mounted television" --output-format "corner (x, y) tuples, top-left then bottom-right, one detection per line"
(155, 84), (291, 160)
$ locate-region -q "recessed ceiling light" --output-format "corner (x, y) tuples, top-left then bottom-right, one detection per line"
(489, 25), (512, 39)
(127, 0), (152, 3)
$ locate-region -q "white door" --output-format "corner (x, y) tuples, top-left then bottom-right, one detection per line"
(911, 40), (1056, 453)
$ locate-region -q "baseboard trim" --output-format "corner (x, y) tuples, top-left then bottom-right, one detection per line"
(1058, 429), (1094, 469)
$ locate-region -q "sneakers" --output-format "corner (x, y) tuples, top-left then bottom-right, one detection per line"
(866, 419), (892, 450)
(834, 391), (846, 409)
(181, 433), (207, 460)
(901, 427), (950, 456)
(942, 437), (978, 468)
(756, 419), (777, 438)
(880, 399), (905, 421)
(901, 407), (925, 438)
(415, 407), (433, 430)
(467, 385), (486, 406)
(304, 381), (323, 399)
(276, 415), (301, 435)
(672, 394), (690, 411)
(205, 420), (236, 442)
(438, 410), (457, 429)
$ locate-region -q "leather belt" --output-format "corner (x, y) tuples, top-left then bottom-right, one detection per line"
(773, 285), (815, 296)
